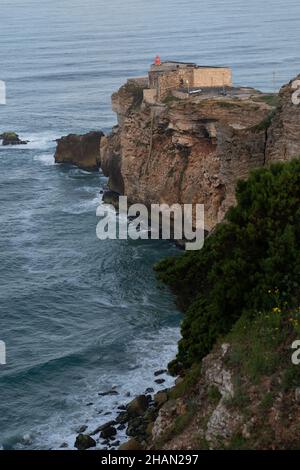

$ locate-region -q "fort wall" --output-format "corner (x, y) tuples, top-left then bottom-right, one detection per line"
(193, 67), (232, 88)
(148, 64), (232, 99)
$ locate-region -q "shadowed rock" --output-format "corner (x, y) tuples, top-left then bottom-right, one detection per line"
(74, 434), (96, 450)
(127, 395), (149, 417)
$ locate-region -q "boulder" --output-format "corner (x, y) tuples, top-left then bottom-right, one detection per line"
(155, 378), (165, 385)
(90, 420), (116, 435)
(154, 369), (168, 377)
(127, 395), (149, 417)
(100, 425), (117, 440)
(98, 390), (119, 397)
(74, 433), (96, 450)
(54, 131), (103, 170)
(116, 411), (129, 424)
(126, 416), (147, 438)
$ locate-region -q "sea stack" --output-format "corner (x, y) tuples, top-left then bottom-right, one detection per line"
(54, 131), (104, 170)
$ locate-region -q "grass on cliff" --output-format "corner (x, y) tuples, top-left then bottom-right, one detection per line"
(254, 93), (280, 108)
(155, 159), (300, 374)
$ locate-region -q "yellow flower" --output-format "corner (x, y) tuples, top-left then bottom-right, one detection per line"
(272, 307), (281, 314)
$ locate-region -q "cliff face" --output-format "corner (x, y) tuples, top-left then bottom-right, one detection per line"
(266, 74), (300, 163)
(100, 84), (270, 231)
(55, 131), (103, 170)
(100, 75), (300, 231)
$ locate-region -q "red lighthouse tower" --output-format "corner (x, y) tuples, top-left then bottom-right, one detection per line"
(154, 55), (161, 66)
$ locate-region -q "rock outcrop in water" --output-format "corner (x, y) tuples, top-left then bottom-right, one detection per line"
(100, 74), (300, 231)
(55, 131), (103, 170)
(0, 132), (28, 146)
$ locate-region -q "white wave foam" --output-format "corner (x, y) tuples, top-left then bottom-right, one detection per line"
(62, 196), (101, 215)
(25, 132), (57, 150)
(33, 154), (55, 166)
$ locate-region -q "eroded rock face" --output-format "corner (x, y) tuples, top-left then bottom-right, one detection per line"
(201, 343), (242, 447)
(266, 73), (300, 163)
(100, 85), (272, 231)
(149, 343), (242, 450)
(100, 129), (124, 194)
(55, 131), (103, 170)
(100, 74), (300, 231)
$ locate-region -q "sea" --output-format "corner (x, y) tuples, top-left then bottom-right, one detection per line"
(0, 0), (299, 449)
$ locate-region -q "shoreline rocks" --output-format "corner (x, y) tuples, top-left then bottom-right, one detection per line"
(74, 434), (96, 450)
(127, 395), (149, 417)
(72, 368), (171, 450)
(100, 425), (117, 440)
(54, 131), (103, 170)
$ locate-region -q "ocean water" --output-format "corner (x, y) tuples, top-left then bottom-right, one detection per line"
(0, 0), (300, 450)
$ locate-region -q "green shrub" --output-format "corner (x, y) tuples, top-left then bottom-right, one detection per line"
(155, 160), (300, 372)
(168, 363), (202, 398)
(207, 385), (222, 404)
(226, 310), (285, 383)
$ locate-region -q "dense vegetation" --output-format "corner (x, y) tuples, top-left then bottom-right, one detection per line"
(155, 160), (300, 374)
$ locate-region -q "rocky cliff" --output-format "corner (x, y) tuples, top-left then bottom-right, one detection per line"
(55, 131), (103, 171)
(97, 74), (300, 451)
(147, 323), (300, 451)
(266, 75), (300, 162)
(100, 75), (300, 231)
